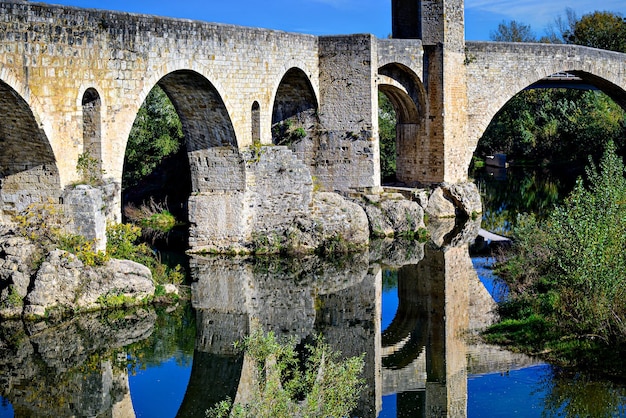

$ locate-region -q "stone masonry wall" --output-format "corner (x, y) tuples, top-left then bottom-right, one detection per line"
(0, 1), (319, 189)
(317, 35), (380, 191)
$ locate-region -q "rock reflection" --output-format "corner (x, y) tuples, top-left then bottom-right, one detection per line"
(0, 308), (156, 417)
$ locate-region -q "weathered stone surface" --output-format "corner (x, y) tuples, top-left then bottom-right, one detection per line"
(369, 238), (425, 267)
(425, 182), (482, 220)
(0, 308), (156, 417)
(444, 182), (483, 217)
(24, 251), (154, 317)
(62, 185), (107, 251)
(285, 192), (369, 253)
(425, 187), (456, 218)
(358, 193), (425, 238)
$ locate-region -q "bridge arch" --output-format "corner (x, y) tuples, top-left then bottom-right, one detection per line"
(0, 77), (61, 221)
(466, 43), (626, 150)
(377, 63), (427, 185)
(270, 67), (319, 149)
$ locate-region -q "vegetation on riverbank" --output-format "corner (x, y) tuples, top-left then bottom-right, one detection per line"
(13, 202), (184, 290)
(484, 142), (626, 374)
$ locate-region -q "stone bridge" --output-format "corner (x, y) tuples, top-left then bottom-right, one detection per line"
(0, 0), (625, 251)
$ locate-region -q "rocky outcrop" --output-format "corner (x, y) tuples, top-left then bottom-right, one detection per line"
(0, 228), (155, 319)
(425, 182), (482, 219)
(23, 250), (154, 317)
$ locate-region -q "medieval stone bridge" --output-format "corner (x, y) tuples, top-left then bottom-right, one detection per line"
(0, 0), (625, 251)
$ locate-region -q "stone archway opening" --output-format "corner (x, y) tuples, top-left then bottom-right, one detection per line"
(251, 101), (261, 144)
(0, 79), (60, 223)
(271, 67), (318, 151)
(471, 71), (626, 235)
(474, 72), (626, 172)
(81, 88), (103, 182)
(122, 70), (241, 253)
(377, 64), (426, 187)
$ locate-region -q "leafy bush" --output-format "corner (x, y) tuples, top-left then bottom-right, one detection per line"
(14, 201), (107, 266)
(498, 141), (626, 345)
(207, 328), (365, 418)
(76, 150), (105, 186)
(106, 223), (184, 285)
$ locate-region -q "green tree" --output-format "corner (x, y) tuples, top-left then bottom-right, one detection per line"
(490, 20), (537, 42)
(123, 85), (183, 189)
(477, 89), (626, 166)
(564, 11), (626, 52)
(378, 92), (397, 181)
(207, 328), (365, 418)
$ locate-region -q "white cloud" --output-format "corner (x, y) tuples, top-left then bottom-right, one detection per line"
(467, 0), (625, 30)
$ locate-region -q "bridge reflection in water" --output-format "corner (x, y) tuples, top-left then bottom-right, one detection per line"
(0, 239), (539, 417)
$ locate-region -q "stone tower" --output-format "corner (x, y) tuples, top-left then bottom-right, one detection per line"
(392, 0), (470, 183)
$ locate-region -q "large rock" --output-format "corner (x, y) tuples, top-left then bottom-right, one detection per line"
(360, 193), (425, 238)
(285, 192), (369, 253)
(426, 182), (483, 219)
(23, 250), (154, 317)
(0, 228), (42, 318)
(445, 182), (483, 217)
(425, 187), (456, 218)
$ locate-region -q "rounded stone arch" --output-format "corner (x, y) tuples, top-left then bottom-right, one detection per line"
(469, 52), (626, 149)
(377, 63), (427, 185)
(0, 77), (61, 221)
(122, 68), (245, 252)
(156, 70), (238, 152)
(270, 67), (319, 148)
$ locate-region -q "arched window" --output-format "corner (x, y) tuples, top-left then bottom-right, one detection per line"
(82, 88), (102, 180)
(251, 101), (261, 144)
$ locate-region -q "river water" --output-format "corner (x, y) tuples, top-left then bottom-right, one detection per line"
(1, 241), (625, 417)
(2, 166), (626, 416)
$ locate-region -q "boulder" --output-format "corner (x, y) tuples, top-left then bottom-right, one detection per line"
(359, 194), (425, 238)
(425, 187), (456, 218)
(23, 251), (154, 318)
(285, 192), (369, 253)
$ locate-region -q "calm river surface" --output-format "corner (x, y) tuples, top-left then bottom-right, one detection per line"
(1, 244), (625, 417)
(2, 166), (625, 417)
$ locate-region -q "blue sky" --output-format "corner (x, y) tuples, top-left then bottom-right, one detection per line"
(44, 0), (625, 40)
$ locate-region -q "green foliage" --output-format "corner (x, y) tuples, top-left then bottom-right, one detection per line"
(57, 233), (108, 266)
(495, 142), (626, 356)
(478, 89), (626, 166)
(2, 286), (23, 308)
(76, 151), (105, 186)
(378, 92), (397, 181)
(490, 20), (537, 42)
(14, 201), (107, 266)
(207, 328), (365, 418)
(272, 118), (307, 146)
(106, 223), (185, 285)
(96, 292), (138, 309)
(123, 85), (183, 189)
(124, 199), (179, 233)
(564, 11), (626, 52)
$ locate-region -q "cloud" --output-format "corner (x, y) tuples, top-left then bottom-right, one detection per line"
(467, 0), (625, 29)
